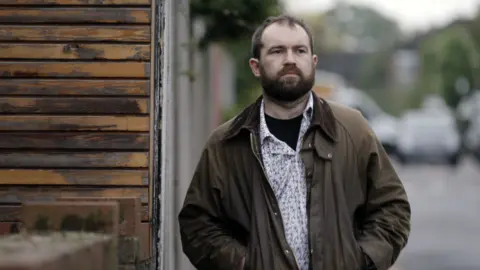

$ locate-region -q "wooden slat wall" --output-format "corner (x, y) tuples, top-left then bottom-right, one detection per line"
(0, 0), (152, 224)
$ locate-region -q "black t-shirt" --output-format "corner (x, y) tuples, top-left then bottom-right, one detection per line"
(264, 113), (303, 150)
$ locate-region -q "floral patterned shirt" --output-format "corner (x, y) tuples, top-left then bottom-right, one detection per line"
(259, 93), (314, 270)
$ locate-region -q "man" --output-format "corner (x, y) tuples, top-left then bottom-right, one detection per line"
(178, 15), (411, 270)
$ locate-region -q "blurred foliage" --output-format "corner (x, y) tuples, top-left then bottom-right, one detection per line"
(298, 13), (327, 54)
(224, 38), (261, 109)
(222, 86), (263, 122)
(308, 4), (404, 114)
(321, 4), (402, 52)
(355, 8), (480, 114)
(415, 24), (480, 109)
(357, 50), (391, 91)
(189, 0), (281, 120)
(466, 7), (480, 48)
(190, 0), (281, 48)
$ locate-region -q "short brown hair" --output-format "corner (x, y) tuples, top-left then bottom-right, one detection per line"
(251, 15), (314, 59)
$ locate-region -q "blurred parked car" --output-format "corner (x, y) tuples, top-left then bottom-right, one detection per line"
(396, 109), (461, 165)
(328, 87), (399, 155)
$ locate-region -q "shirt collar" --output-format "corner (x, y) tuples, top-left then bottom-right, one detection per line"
(259, 91), (314, 142)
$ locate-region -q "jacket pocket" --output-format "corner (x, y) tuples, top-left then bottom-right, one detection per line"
(354, 241), (367, 270)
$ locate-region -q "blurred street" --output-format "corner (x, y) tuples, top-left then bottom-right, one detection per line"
(393, 156), (480, 270)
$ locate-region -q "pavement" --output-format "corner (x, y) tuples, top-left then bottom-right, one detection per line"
(391, 156), (480, 270)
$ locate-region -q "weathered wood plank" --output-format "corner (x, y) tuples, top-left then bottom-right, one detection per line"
(0, 97), (148, 114)
(0, 79), (149, 96)
(0, 152), (148, 168)
(0, 133), (149, 150)
(140, 206), (150, 222)
(0, 62), (150, 78)
(0, 206), (21, 222)
(58, 196), (142, 236)
(0, 8), (150, 24)
(0, 204), (149, 222)
(0, 116), (149, 131)
(0, 44), (150, 60)
(0, 26), (150, 42)
(0, 169), (148, 186)
(138, 222), (151, 258)
(0, 232), (115, 270)
(0, 0), (150, 4)
(0, 187), (148, 204)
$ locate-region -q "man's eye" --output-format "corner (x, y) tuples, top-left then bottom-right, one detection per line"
(297, 49), (307, 53)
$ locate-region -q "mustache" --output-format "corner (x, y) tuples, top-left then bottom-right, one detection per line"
(278, 66), (302, 76)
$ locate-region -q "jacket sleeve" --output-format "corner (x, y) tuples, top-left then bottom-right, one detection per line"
(357, 124), (411, 270)
(178, 147), (246, 270)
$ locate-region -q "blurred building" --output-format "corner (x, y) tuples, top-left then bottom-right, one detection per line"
(389, 19), (471, 91)
(390, 49), (420, 89)
(316, 52), (368, 87)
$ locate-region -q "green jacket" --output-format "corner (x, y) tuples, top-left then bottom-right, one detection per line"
(179, 92), (411, 270)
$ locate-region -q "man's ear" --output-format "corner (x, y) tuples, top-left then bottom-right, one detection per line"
(249, 58), (261, 78)
(312, 54), (318, 67)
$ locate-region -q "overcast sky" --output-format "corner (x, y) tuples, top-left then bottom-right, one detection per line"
(284, 0), (480, 33)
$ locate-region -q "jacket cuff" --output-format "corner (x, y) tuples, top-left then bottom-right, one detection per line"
(359, 240), (393, 270)
(363, 252), (376, 270)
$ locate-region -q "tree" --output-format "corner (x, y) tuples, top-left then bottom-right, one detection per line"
(298, 13), (328, 54)
(321, 3), (402, 52)
(417, 24), (480, 108)
(310, 3), (404, 113)
(189, 0), (282, 120)
(466, 5), (480, 49)
(190, 0), (281, 48)
(465, 6), (480, 86)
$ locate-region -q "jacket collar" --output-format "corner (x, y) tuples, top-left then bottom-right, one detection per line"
(222, 91), (338, 142)
(259, 91), (314, 143)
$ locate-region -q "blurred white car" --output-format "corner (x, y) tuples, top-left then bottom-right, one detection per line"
(329, 88), (399, 155)
(396, 109), (461, 165)
(369, 113), (398, 155)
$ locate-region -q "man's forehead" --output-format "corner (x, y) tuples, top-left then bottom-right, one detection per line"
(261, 22), (309, 47)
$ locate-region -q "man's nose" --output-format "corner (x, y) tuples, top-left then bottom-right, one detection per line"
(284, 50), (296, 64)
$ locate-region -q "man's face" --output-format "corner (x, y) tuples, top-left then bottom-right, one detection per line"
(249, 22), (317, 102)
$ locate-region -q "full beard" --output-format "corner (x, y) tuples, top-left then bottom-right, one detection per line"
(260, 67), (315, 102)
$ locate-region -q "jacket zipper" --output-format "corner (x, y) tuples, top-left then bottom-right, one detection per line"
(306, 178), (312, 270)
(302, 132), (313, 270)
(249, 133), (300, 270)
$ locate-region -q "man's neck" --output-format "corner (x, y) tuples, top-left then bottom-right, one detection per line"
(263, 92), (310, 120)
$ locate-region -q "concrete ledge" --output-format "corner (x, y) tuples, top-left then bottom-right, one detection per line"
(0, 232), (113, 270)
(21, 201), (119, 270)
(58, 197), (141, 236)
